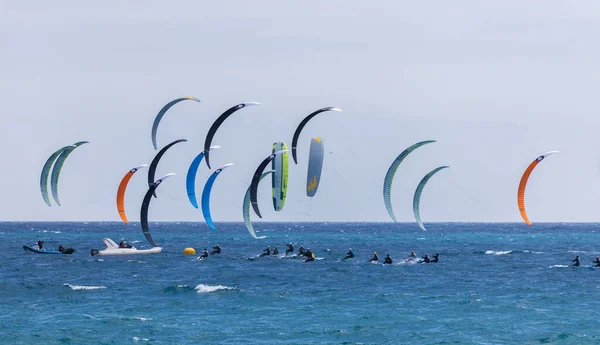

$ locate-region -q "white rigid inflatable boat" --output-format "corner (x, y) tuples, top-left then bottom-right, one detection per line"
(90, 238), (162, 256)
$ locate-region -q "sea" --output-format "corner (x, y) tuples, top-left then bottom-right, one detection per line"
(2, 222), (600, 345)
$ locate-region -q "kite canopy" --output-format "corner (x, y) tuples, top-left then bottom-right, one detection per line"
(413, 166), (449, 231)
(250, 150), (290, 218)
(116, 165), (148, 224)
(148, 139), (187, 197)
(244, 171), (273, 239)
(291, 107), (342, 164)
(186, 146), (220, 209)
(140, 173), (175, 247)
(203, 102), (260, 169)
(271, 142), (288, 211)
(383, 140), (436, 222)
(201, 163), (234, 230)
(49, 141), (89, 206)
(517, 151), (559, 226)
(151, 96), (200, 150)
(306, 138), (324, 197)
(40, 145), (73, 206)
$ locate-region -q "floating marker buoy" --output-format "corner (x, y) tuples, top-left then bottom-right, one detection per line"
(184, 247), (196, 256)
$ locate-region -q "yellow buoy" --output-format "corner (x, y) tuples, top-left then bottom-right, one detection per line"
(183, 247), (196, 256)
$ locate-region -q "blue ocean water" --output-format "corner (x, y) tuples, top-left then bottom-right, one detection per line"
(2, 222), (600, 344)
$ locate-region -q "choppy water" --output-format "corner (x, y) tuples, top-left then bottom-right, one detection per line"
(2, 222), (600, 344)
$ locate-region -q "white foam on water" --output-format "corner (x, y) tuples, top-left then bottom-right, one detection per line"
(549, 265), (569, 268)
(133, 337), (149, 342)
(64, 283), (106, 291)
(195, 284), (235, 293)
(485, 250), (513, 255)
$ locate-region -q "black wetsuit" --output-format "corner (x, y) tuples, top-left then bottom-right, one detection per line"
(594, 258), (600, 267)
(58, 244), (64, 253)
(304, 250), (315, 262)
(200, 250), (209, 258)
(431, 254), (439, 263)
(572, 257), (580, 267)
(422, 255), (430, 263)
(273, 248), (279, 255)
(343, 250), (354, 260)
(298, 247), (306, 257)
(369, 254), (379, 262)
(285, 244), (294, 256)
(384, 255), (393, 264)
(211, 245), (221, 255)
(37, 240), (44, 250)
(260, 247), (271, 257)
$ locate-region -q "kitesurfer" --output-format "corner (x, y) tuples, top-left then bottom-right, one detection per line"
(369, 252), (379, 262)
(304, 248), (315, 262)
(421, 254), (431, 263)
(58, 244), (64, 253)
(594, 256), (600, 267)
(572, 256), (580, 267)
(404, 250), (417, 262)
(37, 240), (44, 250)
(200, 248), (209, 259)
(211, 244), (221, 255)
(273, 248), (279, 255)
(260, 246), (271, 257)
(384, 254), (393, 264)
(285, 243), (294, 256)
(298, 246), (306, 257)
(343, 248), (354, 260)
(431, 253), (439, 263)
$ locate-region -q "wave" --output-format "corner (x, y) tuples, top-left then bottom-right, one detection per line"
(485, 250), (513, 255)
(162, 284), (196, 293)
(523, 250), (544, 254)
(120, 316), (152, 322)
(195, 284), (236, 293)
(133, 337), (149, 342)
(64, 283), (106, 291)
(549, 265), (569, 268)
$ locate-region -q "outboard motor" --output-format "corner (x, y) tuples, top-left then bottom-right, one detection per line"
(90, 248), (99, 256)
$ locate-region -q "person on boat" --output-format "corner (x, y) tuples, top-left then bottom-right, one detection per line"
(572, 256), (580, 267)
(200, 248), (209, 259)
(384, 254), (393, 264)
(118, 240), (132, 249)
(260, 246), (271, 257)
(272, 248), (279, 255)
(421, 254), (431, 263)
(298, 246), (306, 257)
(594, 256), (600, 267)
(369, 251), (379, 262)
(58, 244), (65, 253)
(304, 248), (315, 262)
(285, 243), (294, 256)
(211, 244), (221, 255)
(343, 248), (354, 260)
(431, 253), (439, 263)
(37, 240), (44, 250)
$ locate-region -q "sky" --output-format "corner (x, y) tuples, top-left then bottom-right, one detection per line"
(2, 1), (600, 222)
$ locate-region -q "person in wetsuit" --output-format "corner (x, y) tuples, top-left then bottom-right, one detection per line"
(199, 248), (209, 259)
(421, 254), (431, 263)
(431, 253), (439, 263)
(37, 240), (44, 250)
(298, 246), (306, 257)
(273, 248), (279, 255)
(304, 248), (315, 262)
(594, 256), (600, 267)
(404, 250), (417, 262)
(285, 243), (294, 256)
(369, 252), (379, 262)
(343, 248), (354, 260)
(260, 246), (271, 257)
(211, 244), (221, 255)
(384, 254), (393, 264)
(572, 256), (580, 267)
(58, 244), (65, 253)
(119, 240), (133, 249)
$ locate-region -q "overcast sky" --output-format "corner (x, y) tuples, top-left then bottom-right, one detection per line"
(2, 1), (600, 223)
